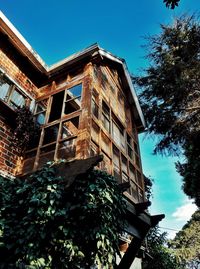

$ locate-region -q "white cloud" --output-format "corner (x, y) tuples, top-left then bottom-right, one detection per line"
(172, 200), (197, 222)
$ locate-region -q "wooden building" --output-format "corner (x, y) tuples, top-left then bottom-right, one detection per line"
(0, 11), (164, 269)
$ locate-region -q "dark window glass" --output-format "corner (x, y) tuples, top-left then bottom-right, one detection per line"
(49, 91), (64, 122)
(43, 124), (59, 145)
(57, 138), (76, 160)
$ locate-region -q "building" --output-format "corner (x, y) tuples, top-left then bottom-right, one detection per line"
(0, 11), (164, 269)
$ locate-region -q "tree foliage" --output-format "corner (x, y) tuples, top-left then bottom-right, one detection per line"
(144, 227), (182, 269)
(134, 15), (200, 206)
(0, 163), (126, 268)
(163, 0), (180, 9)
(170, 210), (200, 269)
(11, 106), (40, 155)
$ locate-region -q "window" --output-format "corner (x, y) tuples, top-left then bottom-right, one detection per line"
(35, 99), (48, 125)
(0, 72), (31, 109)
(112, 118), (125, 150)
(113, 146), (121, 183)
(64, 84), (82, 115)
(91, 120), (100, 144)
(91, 89), (99, 119)
(101, 132), (111, 156)
(22, 83), (82, 173)
(102, 101), (110, 133)
(127, 133), (134, 160)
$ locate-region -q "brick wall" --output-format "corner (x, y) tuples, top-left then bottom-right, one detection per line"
(0, 117), (20, 176)
(0, 49), (39, 176)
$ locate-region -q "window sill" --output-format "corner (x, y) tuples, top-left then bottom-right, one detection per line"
(0, 99), (17, 128)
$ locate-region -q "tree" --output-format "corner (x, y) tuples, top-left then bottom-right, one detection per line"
(0, 163), (126, 268)
(163, 0), (180, 9)
(170, 210), (200, 269)
(133, 15), (200, 206)
(143, 227), (182, 269)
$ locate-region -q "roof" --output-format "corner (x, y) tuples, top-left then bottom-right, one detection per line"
(0, 11), (145, 131)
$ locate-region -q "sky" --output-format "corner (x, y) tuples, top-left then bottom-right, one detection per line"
(1, 0), (199, 238)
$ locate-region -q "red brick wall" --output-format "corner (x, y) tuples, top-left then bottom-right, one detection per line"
(0, 117), (20, 176)
(0, 50), (39, 176)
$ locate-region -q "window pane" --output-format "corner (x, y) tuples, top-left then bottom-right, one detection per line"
(128, 146), (133, 159)
(130, 180), (138, 201)
(121, 155), (128, 173)
(9, 89), (26, 108)
(0, 80), (11, 100)
(61, 117), (79, 139)
(68, 84), (82, 100)
(57, 138), (76, 160)
(129, 164), (136, 182)
(36, 113), (46, 125)
(112, 121), (124, 149)
(90, 141), (99, 157)
(92, 99), (99, 118)
(35, 99), (48, 113)
(102, 113), (110, 133)
(101, 133), (111, 156)
(43, 124), (59, 145)
(49, 91), (64, 122)
(91, 120), (100, 144)
(64, 98), (80, 114)
(102, 101), (110, 117)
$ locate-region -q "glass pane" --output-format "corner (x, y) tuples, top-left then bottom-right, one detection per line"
(113, 146), (120, 166)
(122, 172), (129, 183)
(68, 84), (82, 100)
(114, 165), (121, 183)
(91, 121), (100, 144)
(90, 142), (99, 157)
(102, 113), (110, 133)
(129, 164), (136, 182)
(128, 146), (133, 159)
(112, 121), (124, 149)
(137, 171), (143, 188)
(57, 138), (76, 160)
(135, 155), (140, 167)
(0, 80), (11, 100)
(138, 188), (144, 202)
(101, 133), (111, 156)
(40, 144), (56, 154)
(92, 99), (99, 118)
(49, 91), (64, 122)
(121, 155), (128, 173)
(64, 98), (80, 114)
(43, 124), (59, 145)
(35, 99), (48, 113)
(9, 89), (26, 108)
(101, 153), (111, 173)
(102, 101), (110, 117)
(130, 180), (138, 201)
(61, 117), (79, 139)
(36, 113), (46, 125)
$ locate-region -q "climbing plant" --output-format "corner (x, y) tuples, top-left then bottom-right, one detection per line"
(0, 163), (126, 268)
(11, 105), (40, 155)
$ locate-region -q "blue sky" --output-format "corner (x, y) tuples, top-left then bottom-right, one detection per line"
(1, 0), (199, 237)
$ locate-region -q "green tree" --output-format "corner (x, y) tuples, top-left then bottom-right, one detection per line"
(0, 163), (126, 268)
(144, 227), (182, 269)
(134, 15), (200, 206)
(163, 0), (180, 9)
(170, 210), (200, 269)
